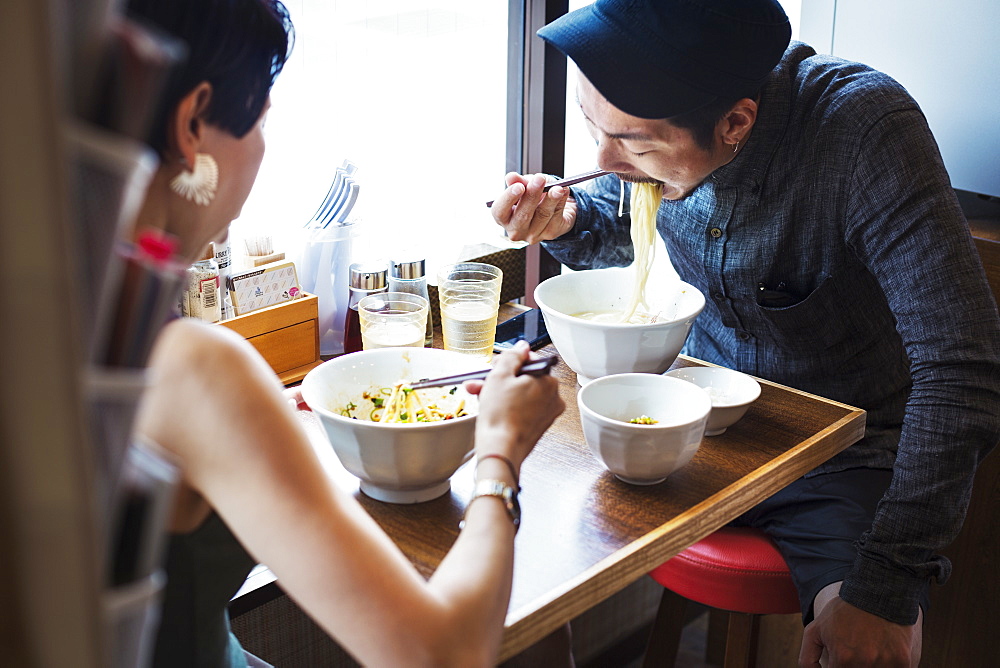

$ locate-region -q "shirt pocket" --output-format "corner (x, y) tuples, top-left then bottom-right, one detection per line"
(751, 273), (877, 352)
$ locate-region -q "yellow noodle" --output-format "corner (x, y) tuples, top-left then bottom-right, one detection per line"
(619, 182), (663, 322)
(346, 384), (469, 423)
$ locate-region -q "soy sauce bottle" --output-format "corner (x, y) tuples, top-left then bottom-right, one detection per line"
(344, 262), (388, 354)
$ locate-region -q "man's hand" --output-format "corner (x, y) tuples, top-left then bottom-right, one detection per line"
(490, 172), (577, 244)
(800, 591), (922, 667)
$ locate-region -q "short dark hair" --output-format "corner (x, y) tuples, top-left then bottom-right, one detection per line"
(667, 91), (759, 151)
(127, 0), (294, 154)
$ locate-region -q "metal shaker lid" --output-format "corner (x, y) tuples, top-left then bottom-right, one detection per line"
(349, 262), (388, 290)
(389, 258), (426, 280)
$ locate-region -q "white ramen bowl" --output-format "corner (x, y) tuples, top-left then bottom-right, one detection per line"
(534, 267), (706, 385)
(664, 367), (761, 436)
(301, 347), (482, 503)
(578, 373), (711, 485)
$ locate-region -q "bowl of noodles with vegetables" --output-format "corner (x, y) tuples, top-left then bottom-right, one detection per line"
(534, 184), (705, 386)
(301, 347), (483, 503)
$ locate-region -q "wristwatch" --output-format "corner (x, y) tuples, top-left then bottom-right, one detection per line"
(460, 478), (521, 532)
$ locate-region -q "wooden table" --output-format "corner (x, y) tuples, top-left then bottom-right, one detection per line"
(234, 309), (866, 662)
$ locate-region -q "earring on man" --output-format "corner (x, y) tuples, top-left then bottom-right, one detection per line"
(170, 153), (219, 206)
(732, 140), (740, 154)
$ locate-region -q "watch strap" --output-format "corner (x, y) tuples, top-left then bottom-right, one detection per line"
(460, 478), (521, 532)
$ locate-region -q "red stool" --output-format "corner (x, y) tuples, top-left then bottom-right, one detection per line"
(642, 527), (801, 668)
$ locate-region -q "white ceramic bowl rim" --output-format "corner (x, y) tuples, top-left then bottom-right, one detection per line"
(663, 368), (762, 408)
(577, 373), (711, 429)
(301, 349), (480, 429)
(535, 278), (705, 329)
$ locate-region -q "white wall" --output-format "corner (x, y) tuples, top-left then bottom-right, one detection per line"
(801, 0), (1000, 198)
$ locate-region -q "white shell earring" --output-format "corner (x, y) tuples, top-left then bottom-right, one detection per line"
(170, 153), (219, 206)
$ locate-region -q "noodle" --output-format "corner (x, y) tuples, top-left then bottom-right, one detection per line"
(619, 182), (663, 322)
(339, 383), (469, 423)
(568, 180), (664, 325)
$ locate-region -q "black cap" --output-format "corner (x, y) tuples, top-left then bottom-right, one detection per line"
(538, 0), (791, 119)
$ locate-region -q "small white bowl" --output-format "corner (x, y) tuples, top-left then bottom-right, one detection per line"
(577, 373), (711, 485)
(301, 348), (482, 503)
(664, 367), (761, 436)
(534, 267), (705, 385)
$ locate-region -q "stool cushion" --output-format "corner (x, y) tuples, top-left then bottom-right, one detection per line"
(648, 527), (801, 615)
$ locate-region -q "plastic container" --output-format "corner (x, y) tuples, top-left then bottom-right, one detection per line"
(181, 251), (221, 323)
(297, 222), (358, 355)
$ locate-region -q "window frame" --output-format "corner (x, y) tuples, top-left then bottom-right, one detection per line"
(506, 0), (569, 304)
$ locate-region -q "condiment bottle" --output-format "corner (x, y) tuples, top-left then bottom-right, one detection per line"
(182, 247), (221, 323)
(388, 258), (433, 346)
(344, 262), (388, 354)
(212, 236), (234, 320)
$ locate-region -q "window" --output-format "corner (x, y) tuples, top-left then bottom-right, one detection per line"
(234, 1), (511, 270)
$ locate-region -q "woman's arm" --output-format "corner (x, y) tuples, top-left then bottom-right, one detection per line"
(137, 319), (563, 666)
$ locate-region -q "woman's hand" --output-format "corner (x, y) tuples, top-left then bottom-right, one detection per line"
(491, 172), (578, 245)
(465, 341), (564, 471)
(284, 385), (307, 410)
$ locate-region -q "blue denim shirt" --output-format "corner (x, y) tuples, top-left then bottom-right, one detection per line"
(543, 42), (1000, 624)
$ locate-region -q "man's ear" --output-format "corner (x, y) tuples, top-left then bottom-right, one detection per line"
(719, 97), (758, 146)
(167, 82), (214, 167)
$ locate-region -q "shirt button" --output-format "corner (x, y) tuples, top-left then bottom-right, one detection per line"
(736, 332), (750, 341)
(709, 228), (723, 238)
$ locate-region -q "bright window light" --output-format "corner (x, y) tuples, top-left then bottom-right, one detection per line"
(233, 1), (510, 271)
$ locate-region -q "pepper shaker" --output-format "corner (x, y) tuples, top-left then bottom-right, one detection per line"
(388, 258), (433, 347)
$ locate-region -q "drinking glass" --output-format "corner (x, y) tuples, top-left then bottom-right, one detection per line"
(358, 292), (429, 350)
(436, 262), (503, 361)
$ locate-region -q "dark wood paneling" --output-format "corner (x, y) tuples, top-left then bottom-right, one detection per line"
(921, 231), (1000, 667)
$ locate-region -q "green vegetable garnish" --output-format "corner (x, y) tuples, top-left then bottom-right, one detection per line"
(629, 415), (659, 425)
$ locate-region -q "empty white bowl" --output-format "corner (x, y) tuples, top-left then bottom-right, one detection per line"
(664, 367), (761, 436)
(577, 373), (711, 485)
(534, 267), (705, 385)
(301, 347), (482, 503)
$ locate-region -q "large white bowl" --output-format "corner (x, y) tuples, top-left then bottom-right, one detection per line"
(301, 347), (483, 503)
(578, 373), (711, 485)
(664, 367), (761, 436)
(534, 267), (705, 385)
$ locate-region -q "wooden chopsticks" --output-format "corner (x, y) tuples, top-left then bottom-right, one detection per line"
(407, 355), (559, 390)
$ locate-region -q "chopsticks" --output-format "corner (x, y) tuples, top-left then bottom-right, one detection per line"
(407, 355), (560, 390)
(485, 169), (611, 208)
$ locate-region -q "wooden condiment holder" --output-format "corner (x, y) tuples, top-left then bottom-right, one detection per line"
(217, 292), (321, 385)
